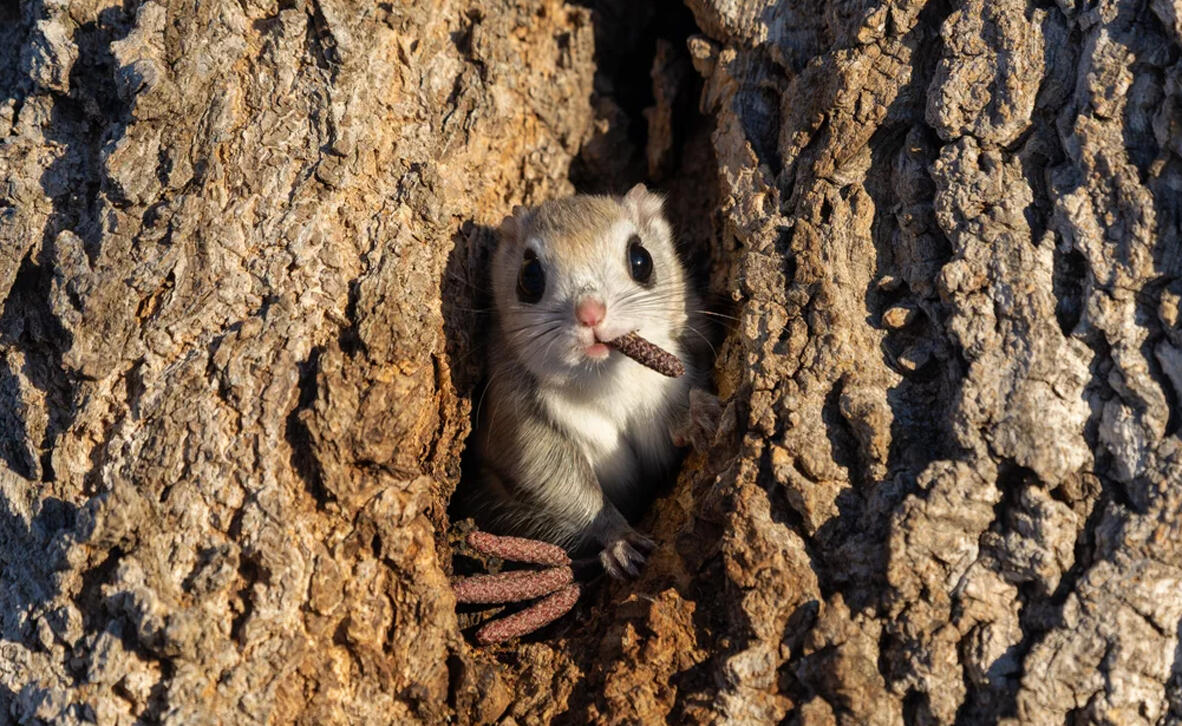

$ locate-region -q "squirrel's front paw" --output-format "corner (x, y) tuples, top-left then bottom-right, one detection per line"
(598, 530), (655, 579)
(671, 389), (722, 452)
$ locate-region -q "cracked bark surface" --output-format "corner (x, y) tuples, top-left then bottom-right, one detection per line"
(0, 0), (1180, 724)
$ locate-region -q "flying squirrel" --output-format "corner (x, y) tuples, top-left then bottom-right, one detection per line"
(463, 184), (719, 578)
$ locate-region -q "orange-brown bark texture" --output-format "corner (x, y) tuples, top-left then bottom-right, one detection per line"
(0, 0), (1179, 723)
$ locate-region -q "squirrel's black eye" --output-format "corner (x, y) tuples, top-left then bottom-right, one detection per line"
(627, 235), (653, 285)
(517, 249), (545, 303)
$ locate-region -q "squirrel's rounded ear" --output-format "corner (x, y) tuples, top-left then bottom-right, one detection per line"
(500, 205), (530, 242)
(624, 183), (665, 224)
(498, 214), (519, 241)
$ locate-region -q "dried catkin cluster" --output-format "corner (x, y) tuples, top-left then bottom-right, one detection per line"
(452, 567), (574, 604)
(475, 584), (582, 645)
(452, 531), (582, 645)
(465, 531), (570, 566)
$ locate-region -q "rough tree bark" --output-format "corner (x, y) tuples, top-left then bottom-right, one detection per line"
(0, 0), (1179, 723)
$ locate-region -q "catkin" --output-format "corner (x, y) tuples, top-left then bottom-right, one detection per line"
(452, 566), (573, 604)
(475, 583), (582, 645)
(466, 531), (571, 566)
(607, 332), (685, 378)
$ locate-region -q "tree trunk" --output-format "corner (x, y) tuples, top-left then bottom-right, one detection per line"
(1, 0), (1179, 722)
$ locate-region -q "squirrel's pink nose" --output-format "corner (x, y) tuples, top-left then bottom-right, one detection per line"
(575, 297), (606, 327)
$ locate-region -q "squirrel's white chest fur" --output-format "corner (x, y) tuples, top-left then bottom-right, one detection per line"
(539, 357), (687, 503)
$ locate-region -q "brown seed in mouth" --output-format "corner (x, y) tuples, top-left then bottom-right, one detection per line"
(606, 331), (686, 378)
